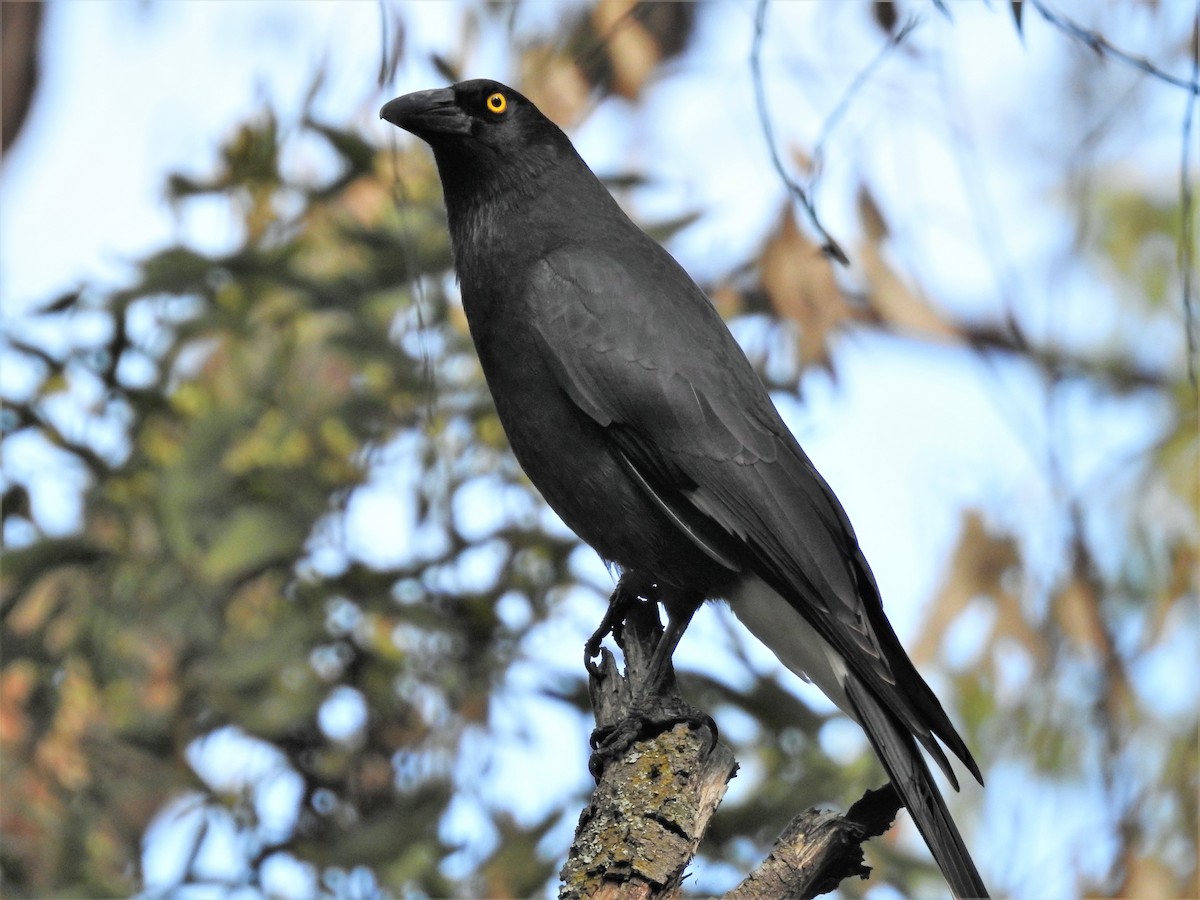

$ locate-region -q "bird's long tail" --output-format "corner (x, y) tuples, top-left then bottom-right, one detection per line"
(843, 674), (989, 899)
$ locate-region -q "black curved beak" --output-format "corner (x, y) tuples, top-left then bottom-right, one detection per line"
(380, 88), (470, 138)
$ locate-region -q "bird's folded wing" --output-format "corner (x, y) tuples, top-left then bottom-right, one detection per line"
(528, 248), (980, 786)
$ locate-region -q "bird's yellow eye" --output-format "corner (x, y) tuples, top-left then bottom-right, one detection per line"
(486, 92), (507, 114)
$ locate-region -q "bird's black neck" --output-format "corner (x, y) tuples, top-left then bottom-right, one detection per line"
(436, 145), (626, 309)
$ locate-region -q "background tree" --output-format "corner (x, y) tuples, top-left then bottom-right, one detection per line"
(1, 2), (1196, 897)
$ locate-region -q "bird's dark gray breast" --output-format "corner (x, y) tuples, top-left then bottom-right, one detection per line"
(457, 256), (730, 597)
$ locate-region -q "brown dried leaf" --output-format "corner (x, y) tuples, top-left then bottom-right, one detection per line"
(337, 176), (391, 228)
(1052, 573), (1107, 655)
(633, 3), (695, 61)
(592, 0), (659, 100)
(0, 661), (35, 747)
(7, 571), (62, 636)
(759, 205), (850, 371)
(859, 239), (959, 340)
(1117, 855), (1184, 898)
(914, 511), (1045, 667)
(790, 145), (814, 177)
(519, 47), (592, 130)
(709, 285), (746, 321)
(857, 185), (889, 242)
(855, 187), (958, 340)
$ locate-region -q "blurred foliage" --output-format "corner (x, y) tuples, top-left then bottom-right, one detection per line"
(0, 106), (577, 896)
(2, 2), (1197, 898)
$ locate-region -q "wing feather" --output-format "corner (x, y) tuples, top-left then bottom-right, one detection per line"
(528, 248), (980, 785)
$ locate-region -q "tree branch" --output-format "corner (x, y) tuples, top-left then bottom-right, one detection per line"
(751, 0), (849, 267)
(1025, 0), (1200, 96)
(560, 596), (907, 899)
(560, 599), (737, 899)
(726, 785), (902, 900)
(1180, 10), (1198, 386)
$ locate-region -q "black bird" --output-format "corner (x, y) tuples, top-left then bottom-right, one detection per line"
(381, 79), (988, 899)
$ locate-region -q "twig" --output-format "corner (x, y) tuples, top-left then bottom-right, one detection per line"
(932, 46), (1030, 357)
(1059, 504), (1137, 893)
(3, 400), (110, 480)
(1020, 2), (1199, 385)
(374, 0), (402, 90)
(1027, 0), (1200, 96)
(811, 17), (920, 183)
(750, 0), (849, 266)
(1181, 11), (1198, 386)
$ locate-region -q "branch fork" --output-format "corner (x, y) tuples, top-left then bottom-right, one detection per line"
(560, 594), (904, 899)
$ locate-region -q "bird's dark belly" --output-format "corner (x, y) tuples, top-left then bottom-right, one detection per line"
(474, 334), (730, 596)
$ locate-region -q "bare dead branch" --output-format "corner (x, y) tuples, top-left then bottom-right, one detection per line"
(561, 599), (737, 899)
(725, 784), (902, 900)
(561, 596), (908, 899)
(751, 0), (849, 267)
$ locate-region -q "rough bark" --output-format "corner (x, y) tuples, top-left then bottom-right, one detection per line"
(725, 785), (903, 900)
(560, 598), (738, 899)
(559, 597), (904, 899)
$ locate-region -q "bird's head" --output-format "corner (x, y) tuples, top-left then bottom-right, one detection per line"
(380, 79), (574, 200)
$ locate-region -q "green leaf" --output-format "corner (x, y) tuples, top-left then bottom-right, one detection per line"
(200, 506), (305, 584)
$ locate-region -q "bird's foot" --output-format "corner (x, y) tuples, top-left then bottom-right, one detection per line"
(584, 575), (645, 678)
(588, 695), (718, 778)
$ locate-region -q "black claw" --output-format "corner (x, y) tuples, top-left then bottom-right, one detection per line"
(583, 574), (644, 679)
(584, 635), (608, 679)
(587, 699), (719, 778)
